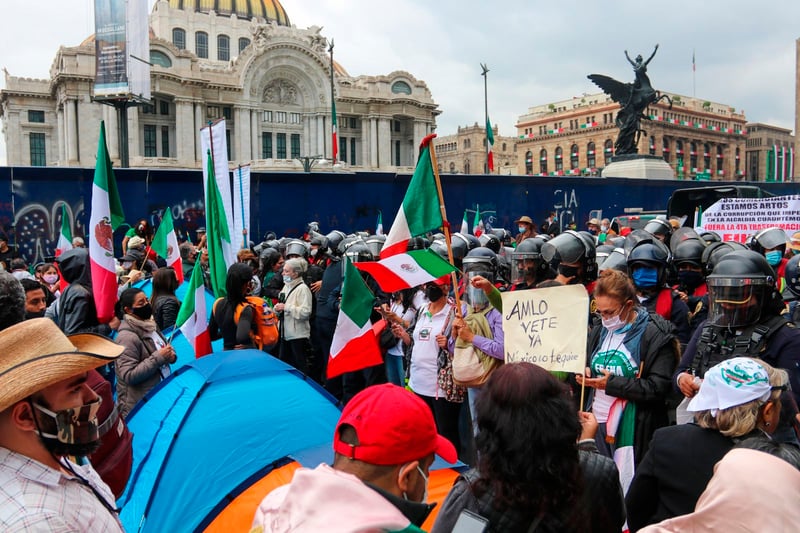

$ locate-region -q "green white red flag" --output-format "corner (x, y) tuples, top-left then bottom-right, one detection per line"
(355, 249), (457, 293)
(152, 208), (184, 283)
(486, 116), (495, 172)
(380, 134), (443, 258)
(473, 205), (484, 237)
(56, 204), (73, 256)
(205, 150), (231, 297)
(460, 210), (469, 234)
(328, 257), (383, 378)
(89, 121), (125, 323)
(176, 259), (212, 358)
(332, 98), (338, 164)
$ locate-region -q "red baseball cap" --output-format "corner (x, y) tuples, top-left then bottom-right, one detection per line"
(333, 384), (458, 465)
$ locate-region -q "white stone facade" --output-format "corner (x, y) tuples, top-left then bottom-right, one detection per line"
(0, 0), (439, 171)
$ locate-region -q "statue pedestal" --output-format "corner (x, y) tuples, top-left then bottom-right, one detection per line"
(601, 154), (675, 180)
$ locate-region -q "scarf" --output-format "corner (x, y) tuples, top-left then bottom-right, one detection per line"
(124, 313), (158, 334)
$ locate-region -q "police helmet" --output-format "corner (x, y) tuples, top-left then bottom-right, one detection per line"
(284, 239), (309, 259)
(325, 230), (347, 256)
(479, 233), (502, 253)
(462, 248), (498, 282)
(342, 241), (373, 263)
(541, 230), (597, 281)
(365, 234), (386, 258)
(670, 227), (702, 254)
(784, 254), (800, 298)
(644, 218), (673, 246)
(407, 236), (430, 252)
(698, 231), (722, 244)
(429, 239), (449, 260)
(749, 227), (787, 255)
(701, 241), (747, 276)
(706, 250), (779, 327)
(672, 239), (706, 269)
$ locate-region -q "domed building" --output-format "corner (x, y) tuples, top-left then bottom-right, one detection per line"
(0, 0), (439, 170)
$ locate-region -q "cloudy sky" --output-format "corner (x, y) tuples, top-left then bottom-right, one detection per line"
(1, 0), (798, 164)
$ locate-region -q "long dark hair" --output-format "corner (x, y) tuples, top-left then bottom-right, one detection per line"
(151, 267), (179, 308)
(473, 362), (583, 528)
(226, 263), (253, 306)
(116, 287), (144, 319)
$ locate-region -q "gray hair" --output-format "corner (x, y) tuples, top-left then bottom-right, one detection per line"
(0, 272), (25, 331)
(284, 257), (308, 276)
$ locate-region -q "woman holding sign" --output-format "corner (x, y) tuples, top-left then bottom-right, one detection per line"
(576, 269), (679, 493)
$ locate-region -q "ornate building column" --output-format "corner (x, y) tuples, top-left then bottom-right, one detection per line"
(234, 106), (250, 163)
(129, 107), (140, 164)
(250, 109), (259, 161)
(194, 102), (204, 163)
(370, 117), (378, 168)
(360, 119), (370, 169)
(316, 115), (325, 160)
(175, 99), (194, 166)
(56, 107), (65, 163)
(378, 118), (391, 168)
(302, 115), (312, 158)
(64, 99), (78, 163)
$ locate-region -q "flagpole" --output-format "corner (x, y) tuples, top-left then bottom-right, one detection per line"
(237, 164), (247, 249)
(329, 39), (337, 164)
(692, 49), (696, 98)
(425, 134), (463, 315)
(481, 63), (489, 174)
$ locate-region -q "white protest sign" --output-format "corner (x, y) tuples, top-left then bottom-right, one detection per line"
(697, 195), (800, 244)
(501, 284), (588, 373)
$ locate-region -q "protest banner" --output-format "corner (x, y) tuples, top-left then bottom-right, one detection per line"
(696, 195), (800, 243)
(501, 285), (588, 373)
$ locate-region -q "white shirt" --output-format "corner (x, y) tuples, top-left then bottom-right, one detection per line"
(0, 447), (123, 532)
(408, 303), (452, 397)
(386, 302), (416, 358)
(590, 328), (639, 423)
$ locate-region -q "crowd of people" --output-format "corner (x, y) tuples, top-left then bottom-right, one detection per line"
(2, 209), (800, 532)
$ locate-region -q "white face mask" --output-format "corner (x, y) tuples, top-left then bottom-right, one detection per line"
(600, 225), (608, 232)
(602, 313), (626, 333)
(282, 275), (293, 284)
(401, 464), (430, 503)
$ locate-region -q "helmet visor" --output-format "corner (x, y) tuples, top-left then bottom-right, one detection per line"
(707, 278), (767, 327)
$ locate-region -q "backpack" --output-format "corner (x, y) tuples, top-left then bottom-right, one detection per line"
(236, 296), (279, 350)
(86, 369), (133, 498)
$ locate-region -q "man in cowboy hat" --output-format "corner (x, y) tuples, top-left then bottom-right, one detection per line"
(0, 318), (124, 531)
(514, 215), (536, 245)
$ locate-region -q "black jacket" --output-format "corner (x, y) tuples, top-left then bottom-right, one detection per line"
(54, 248), (110, 336)
(587, 311), (680, 465)
(625, 423), (734, 532)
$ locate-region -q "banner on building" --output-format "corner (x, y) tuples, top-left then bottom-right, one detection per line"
(501, 285), (588, 374)
(94, 0), (151, 100)
(233, 165), (252, 250)
(696, 195), (800, 243)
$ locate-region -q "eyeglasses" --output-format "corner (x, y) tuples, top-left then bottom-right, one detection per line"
(595, 306), (623, 319)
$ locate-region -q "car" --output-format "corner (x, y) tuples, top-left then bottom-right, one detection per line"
(609, 212), (666, 234)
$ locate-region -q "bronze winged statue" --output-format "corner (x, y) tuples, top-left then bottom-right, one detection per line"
(588, 44), (672, 156)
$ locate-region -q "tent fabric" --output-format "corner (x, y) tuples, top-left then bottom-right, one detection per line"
(118, 350), (342, 532)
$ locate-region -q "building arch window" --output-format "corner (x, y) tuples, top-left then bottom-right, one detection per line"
(735, 147), (741, 176)
(662, 137), (670, 163)
(587, 142), (596, 169)
(704, 143), (711, 170)
(391, 81), (412, 95)
(449, 161), (456, 174)
(716, 145), (724, 176)
(603, 139), (613, 165)
(238, 37), (250, 54)
(690, 142), (698, 171)
(172, 28), (186, 50)
(555, 147), (563, 172)
(149, 50), (172, 68)
(649, 135), (656, 156)
(502, 142), (507, 152)
(570, 144), (579, 170)
(464, 160), (470, 174)
(538, 149), (546, 175)
(195, 31), (208, 58)
(218, 34), (230, 61)
(464, 138), (471, 149)
(525, 150), (533, 174)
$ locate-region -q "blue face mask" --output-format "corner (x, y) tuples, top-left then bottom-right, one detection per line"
(765, 250), (783, 266)
(632, 267), (659, 288)
(518, 226), (526, 234)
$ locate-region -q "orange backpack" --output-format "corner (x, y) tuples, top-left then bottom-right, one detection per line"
(235, 296), (279, 350)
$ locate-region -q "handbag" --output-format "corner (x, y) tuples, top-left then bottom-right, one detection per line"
(436, 310), (466, 403)
(452, 306), (502, 387)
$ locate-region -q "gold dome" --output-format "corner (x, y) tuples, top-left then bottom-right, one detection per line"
(169, 0), (290, 24)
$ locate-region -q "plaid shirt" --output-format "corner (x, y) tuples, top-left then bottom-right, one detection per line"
(0, 447), (123, 532)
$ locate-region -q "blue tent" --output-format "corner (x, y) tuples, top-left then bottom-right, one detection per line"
(118, 350), (341, 532)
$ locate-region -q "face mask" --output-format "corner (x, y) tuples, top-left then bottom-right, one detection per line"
(525, 266), (540, 280)
(416, 465), (429, 503)
(632, 267), (659, 288)
(43, 273), (59, 284)
(588, 228), (598, 235)
(558, 264), (580, 279)
(131, 302), (152, 320)
(678, 270), (704, 290)
(31, 397), (102, 457)
(467, 285), (488, 308)
(601, 225), (608, 232)
(765, 250), (783, 266)
(282, 275), (293, 284)
(518, 226), (526, 234)
(122, 261), (133, 270)
(310, 248), (318, 257)
(425, 285), (444, 301)
(602, 310), (627, 333)
(25, 309), (46, 320)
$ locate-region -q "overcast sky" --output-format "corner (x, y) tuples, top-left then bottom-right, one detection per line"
(1, 0), (798, 165)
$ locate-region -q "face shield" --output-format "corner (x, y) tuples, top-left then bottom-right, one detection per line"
(707, 277), (768, 328)
(465, 271), (493, 309)
(511, 255), (539, 285)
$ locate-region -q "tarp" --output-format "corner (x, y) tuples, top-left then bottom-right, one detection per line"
(118, 351), (341, 532)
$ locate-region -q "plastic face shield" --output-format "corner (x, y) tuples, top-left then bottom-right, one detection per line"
(707, 278), (767, 328)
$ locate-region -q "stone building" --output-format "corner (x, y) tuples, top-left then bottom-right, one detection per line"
(0, 0), (439, 171)
(515, 92), (749, 180)
(796, 37), (800, 165)
(433, 123), (517, 175)
(744, 123), (795, 181)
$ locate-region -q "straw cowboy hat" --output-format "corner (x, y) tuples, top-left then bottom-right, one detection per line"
(0, 318), (123, 412)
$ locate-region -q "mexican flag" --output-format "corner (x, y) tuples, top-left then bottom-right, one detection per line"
(380, 134), (443, 259)
(152, 208), (184, 283)
(473, 205), (484, 237)
(607, 399), (637, 494)
(486, 116), (495, 172)
(205, 151), (231, 297)
(89, 121), (125, 323)
(176, 260), (212, 358)
(56, 204), (73, 256)
(460, 210), (469, 234)
(355, 249), (457, 293)
(376, 211), (383, 236)
(328, 258), (383, 378)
